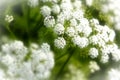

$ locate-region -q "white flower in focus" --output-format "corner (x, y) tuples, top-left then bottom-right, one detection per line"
(5, 15), (14, 23)
(54, 37), (66, 49)
(44, 16), (55, 28)
(54, 23), (65, 35)
(41, 6), (51, 17)
(66, 27), (76, 37)
(78, 37), (89, 48)
(72, 36), (89, 48)
(89, 48), (99, 59)
(89, 61), (100, 73)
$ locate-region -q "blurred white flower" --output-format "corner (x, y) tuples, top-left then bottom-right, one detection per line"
(89, 61), (100, 73)
(5, 15), (14, 23)
(28, 0), (39, 7)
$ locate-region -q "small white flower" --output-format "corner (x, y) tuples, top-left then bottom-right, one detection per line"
(78, 37), (89, 48)
(54, 23), (65, 35)
(44, 16), (55, 28)
(52, 4), (60, 14)
(89, 48), (99, 59)
(89, 61), (100, 73)
(41, 6), (51, 17)
(54, 37), (66, 49)
(5, 15), (14, 23)
(100, 54), (109, 63)
(66, 26), (76, 37)
(41, 43), (50, 52)
(72, 36), (89, 48)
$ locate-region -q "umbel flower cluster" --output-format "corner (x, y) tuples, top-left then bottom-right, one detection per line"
(39, 0), (120, 63)
(0, 41), (54, 80)
(0, 0), (120, 80)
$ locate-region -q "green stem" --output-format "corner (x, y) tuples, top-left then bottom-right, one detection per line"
(55, 48), (75, 80)
(6, 24), (16, 39)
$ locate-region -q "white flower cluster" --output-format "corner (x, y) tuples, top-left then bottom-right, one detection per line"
(101, 0), (120, 30)
(0, 40), (54, 80)
(39, 0), (120, 63)
(89, 19), (120, 63)
(40, 0), (91, 49)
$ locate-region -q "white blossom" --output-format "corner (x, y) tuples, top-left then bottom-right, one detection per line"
(66, 26), (76, 37)
(44, 16), (55, 28)
(41, 6), (51, 17)
(54, 37), (66, 49)
(89, 48), (99, 59)
(72, 36), (89, 48)
(54, 23), (65, 35)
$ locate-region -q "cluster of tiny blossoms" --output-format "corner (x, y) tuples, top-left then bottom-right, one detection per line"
(39, 0), (120, 63)
(0, 40), (54, 80)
